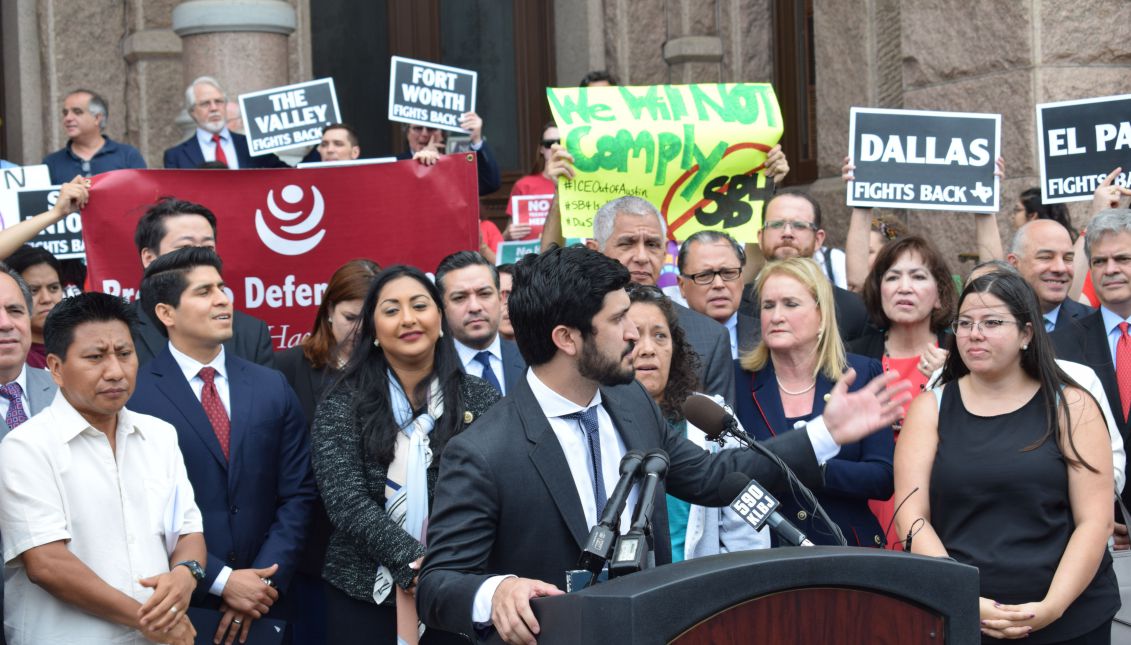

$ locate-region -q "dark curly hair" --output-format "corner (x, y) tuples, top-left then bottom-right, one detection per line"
(626, 284), (701, 423)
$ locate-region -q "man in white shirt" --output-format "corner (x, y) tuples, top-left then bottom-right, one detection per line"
(435, 251), (526, 395)
(417, 246), (910, 644)
(0, 292), (205, 645)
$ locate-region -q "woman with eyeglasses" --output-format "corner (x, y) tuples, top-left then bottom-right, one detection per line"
(626, 284), (768, 559)
(847, 236), (957, 549)
(733, 257), (894, 547)
(896, 271), (1118, 643)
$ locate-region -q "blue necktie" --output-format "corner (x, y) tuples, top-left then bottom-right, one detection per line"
(564, 406), (607, 521)
(473, 351), (502, 394)
(1045, 317), (1055, 333)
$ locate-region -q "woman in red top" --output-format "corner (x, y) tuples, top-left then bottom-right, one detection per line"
(847, 236), (957, 549)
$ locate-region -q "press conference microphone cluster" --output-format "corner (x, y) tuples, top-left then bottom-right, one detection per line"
(609, 450), (669, 578)
(576, 450), (645, 576)
(720, 472), (814, 547)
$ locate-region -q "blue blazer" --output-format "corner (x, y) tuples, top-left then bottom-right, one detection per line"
(127, 348), (317, 600)
(732, 353), (894, 547)
(163, 130), (289, 169)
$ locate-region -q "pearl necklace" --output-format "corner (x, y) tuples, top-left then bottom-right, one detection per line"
(776, 378), (816, 396)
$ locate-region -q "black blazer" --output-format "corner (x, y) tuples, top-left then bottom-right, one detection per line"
(275, 346), (333, 428)
(416, 374), (822, 640)
(162, 130), (289, 169)
(130, 299), (276, 369)
(500, 338), (527, 393)
(741, 282), (869, 343)
(674, 302), (735, 404)
(1051, 309), (1128, 447)
(1054, 297), (1094, 330)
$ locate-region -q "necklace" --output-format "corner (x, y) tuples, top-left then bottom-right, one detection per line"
(776, 378), (816, 396)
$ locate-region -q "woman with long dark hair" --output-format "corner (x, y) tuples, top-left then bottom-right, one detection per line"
(311, 265), (500, 644)
(896, 271), (1118, 642)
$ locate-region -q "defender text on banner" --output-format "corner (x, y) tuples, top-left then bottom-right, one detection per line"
(847, 107), (1000, 212)
(388, 57), (477, 133)
(239, 78), (341, 156)
(547, 84), (783, 243)
(1037, 94), (1131, 204)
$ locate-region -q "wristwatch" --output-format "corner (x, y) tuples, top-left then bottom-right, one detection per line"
(173, 560), (205, 583)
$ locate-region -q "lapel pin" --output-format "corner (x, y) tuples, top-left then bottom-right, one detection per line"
(464, 411), (474, 424)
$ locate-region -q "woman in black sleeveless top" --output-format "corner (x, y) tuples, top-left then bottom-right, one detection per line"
(895, 272), (1119, 643)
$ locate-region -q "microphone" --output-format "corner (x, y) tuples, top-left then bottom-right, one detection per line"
(720, 472), (814, 547)
(575, 450), (645, 576)
(685, 393), (846, 546)
(609, 450), (669, 578)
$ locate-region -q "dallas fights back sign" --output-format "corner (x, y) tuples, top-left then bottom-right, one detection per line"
(388, 56), (477, 133)
(1036, 94), (1131, 204)
(239, 78), (341, 156)
(847, 107), (1001, 212)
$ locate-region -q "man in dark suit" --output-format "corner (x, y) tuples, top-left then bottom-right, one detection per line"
(587, 196), (735, 404)
(1008, 219), (1093, 332)
(392, 113), (502, 196)
(677, 230), (759, 358)
(436, 250), (525, 395)
(128, 247), (316, 643)
(163, 76), (288, 170)
(416, 246), (909, 644)
(131, 197), (275, 368)
(741, 190), (869, 342)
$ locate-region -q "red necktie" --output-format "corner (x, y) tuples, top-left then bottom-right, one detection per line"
(1118, 323), (1131, 422)
(199, 367), (230, 459)
(211, 134), (229, 168)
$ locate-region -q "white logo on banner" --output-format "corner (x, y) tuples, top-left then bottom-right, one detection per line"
(255, 184), (326, 255)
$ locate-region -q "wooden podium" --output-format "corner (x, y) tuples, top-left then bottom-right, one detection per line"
(503, 547), (980, 644)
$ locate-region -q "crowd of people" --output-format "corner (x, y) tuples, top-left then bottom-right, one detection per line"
(0, 67), (1125, 645)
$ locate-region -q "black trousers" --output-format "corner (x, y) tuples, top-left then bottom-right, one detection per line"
(323, 581), (469, 644)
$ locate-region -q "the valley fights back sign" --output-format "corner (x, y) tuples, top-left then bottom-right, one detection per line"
(239, 79), (341, 156)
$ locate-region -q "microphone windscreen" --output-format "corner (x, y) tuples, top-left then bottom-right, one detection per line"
(682, 393), (730, 439)
(719, 472), (751, 502)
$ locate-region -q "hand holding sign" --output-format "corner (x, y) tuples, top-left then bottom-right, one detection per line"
(1092, 167), (1131, 214)
(460, 112), (484, 144)
(546, 144), (575, 182)
(55, 175), (91, 217)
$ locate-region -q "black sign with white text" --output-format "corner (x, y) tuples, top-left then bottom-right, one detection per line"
(1037, 94), (1131, 204)
(239, 78), (341, 156)
(18, 186), (85, 259)
(388, 56), (477, 133)
(847, 107), (1000, 212)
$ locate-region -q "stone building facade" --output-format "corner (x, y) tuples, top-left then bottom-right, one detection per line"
(2, 0), (1130, 269)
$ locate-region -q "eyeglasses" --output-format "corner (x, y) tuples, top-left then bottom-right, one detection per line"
(541, 139), (560, 149)
(410, 125), (441, 133)
(951, 318), (1022, 336)
(682, 267), (743, 285)
(763, 219), (819, 232)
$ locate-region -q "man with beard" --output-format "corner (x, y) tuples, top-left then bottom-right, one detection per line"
(163, 76), (287, 169)
(739, 190), (869, 341)
(416, 246), (911, 644)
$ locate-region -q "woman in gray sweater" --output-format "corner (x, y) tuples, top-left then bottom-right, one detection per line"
(311, 265), (500, 644)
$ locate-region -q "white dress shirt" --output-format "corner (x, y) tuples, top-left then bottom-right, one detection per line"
(0, 391), (203, 644)
(455, 335), (506, 395)
(0, 365), (30, 422)
(195, 127), (240, 169)
(724, 312), (739, 360)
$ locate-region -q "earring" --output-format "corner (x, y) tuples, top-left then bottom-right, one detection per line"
(1021, 344), (1028, 351)
(439, 329), (444, 338)
(373, 338), (380, 349)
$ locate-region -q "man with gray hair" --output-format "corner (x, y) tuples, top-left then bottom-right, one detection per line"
(42, 89), (146, 184)
(163, 76), (287, 169)
(1052, 208), (1131, 510)
(1007, 219), (1092, 332)
(587, 195), (735, 403)
(678, 230), (759, 358)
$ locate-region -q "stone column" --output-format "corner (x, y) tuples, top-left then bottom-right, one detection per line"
(172, 0), (296, 131)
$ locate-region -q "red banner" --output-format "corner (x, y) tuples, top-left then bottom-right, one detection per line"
(83, 156), (479, 349)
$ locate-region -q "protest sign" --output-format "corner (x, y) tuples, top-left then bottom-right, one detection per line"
(547, 84), (783, 243)
(1036, 94), (1131, 204)
(0, 164), (53, 228)
(16, 186), (85, 259)
(511, 194), (553, 239)
(239, 78), (341, 156)
(847, 107), (1000, 212)
(495, 240), (540, 266)
(388, 57), (477, 133)
(83, 157), (479, 350)
(446, 135), (473, 154)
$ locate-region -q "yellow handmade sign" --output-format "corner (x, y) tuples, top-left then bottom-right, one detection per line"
(547, 84), (783, 243)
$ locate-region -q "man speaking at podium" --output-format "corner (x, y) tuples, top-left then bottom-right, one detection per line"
(416, 247), (908, 645)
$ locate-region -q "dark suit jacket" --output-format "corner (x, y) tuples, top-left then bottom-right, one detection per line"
(733, 354), (893, 547)
(163, 130), (289, 169)
(128, 348), (317, 602)
(395, 142), (501, 196)
(736, 311), (760, 356)
(1054, 297), (1094, 331)
(500, 338), (526, 393)
(674, 302), (735, 404)
(741, 282), (869, 343)
(131, 299), (276, 369)
(274, 346), (331, 429)
(417, 375), (822, 640)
